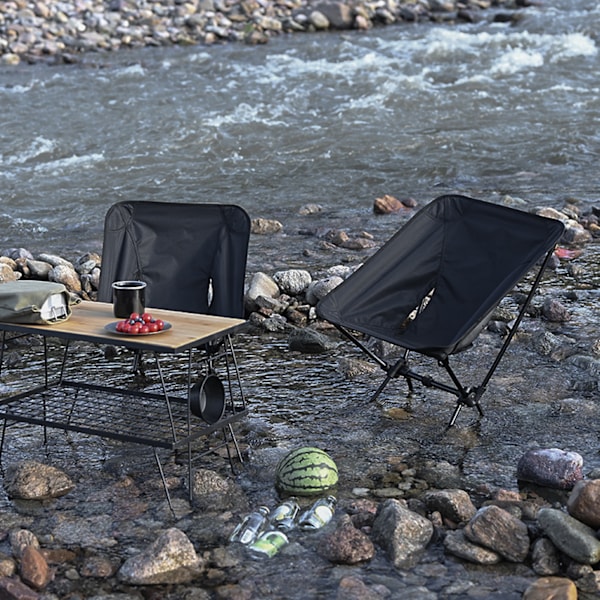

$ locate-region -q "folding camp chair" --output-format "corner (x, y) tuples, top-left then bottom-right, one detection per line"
(316, 194), (564, 426)
(97, 201), (251, 499)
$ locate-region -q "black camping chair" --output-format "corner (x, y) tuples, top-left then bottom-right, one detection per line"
(98, 201), (249, 319)
(316, 194), (565, 426)
(98, 201), (251, 502)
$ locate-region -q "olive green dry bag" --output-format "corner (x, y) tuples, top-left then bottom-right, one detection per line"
(0, 280), (78, 325)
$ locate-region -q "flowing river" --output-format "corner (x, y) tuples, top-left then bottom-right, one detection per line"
(1, 1), (600, 598)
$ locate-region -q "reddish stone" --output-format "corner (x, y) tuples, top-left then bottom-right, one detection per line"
(567, 479), (600, 529)
(373, 194), (405, 214)
(20, 546), (53, 591)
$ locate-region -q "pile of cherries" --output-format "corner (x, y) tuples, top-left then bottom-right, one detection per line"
(115, 312), (166, 334)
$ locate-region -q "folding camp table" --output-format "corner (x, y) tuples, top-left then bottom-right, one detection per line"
(0, 301), (247, 509)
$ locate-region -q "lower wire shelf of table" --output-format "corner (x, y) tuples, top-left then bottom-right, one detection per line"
(0, 380), (247, 451)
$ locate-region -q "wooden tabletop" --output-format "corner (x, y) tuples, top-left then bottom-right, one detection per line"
(0, 301), (246, 353)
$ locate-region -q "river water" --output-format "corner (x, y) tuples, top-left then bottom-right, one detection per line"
(1, 0), (599, 259)
(1, 2), (600, 598)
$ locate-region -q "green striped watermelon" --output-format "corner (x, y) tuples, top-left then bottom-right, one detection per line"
(276, 447), (338, 496)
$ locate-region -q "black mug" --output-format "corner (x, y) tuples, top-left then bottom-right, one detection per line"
(112, 280), (146, 319)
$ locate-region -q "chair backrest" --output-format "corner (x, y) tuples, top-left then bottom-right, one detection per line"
(317, 195), (564, 358)
(98, 202), (250, 318)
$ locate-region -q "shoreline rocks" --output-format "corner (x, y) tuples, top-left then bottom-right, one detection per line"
(1, 0), (525, 66)
(1, 447), (599, 597)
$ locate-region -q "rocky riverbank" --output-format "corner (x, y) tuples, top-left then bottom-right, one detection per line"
(1, 0), (529, 66)
(0, 198), (600, 598)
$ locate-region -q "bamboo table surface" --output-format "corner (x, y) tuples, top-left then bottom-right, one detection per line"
(0, 301), (246, 352)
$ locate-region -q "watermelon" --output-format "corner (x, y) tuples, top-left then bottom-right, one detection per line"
(276, 447), (338, 496)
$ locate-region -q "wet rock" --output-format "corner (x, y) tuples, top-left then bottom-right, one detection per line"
(423, 489), (477, 525)
(371, 499), (434, 568)
(415, 460), (464, 490)
(522, 576), (577, 600)
(4, 461), (75, 500)
(245, 271), (280, 311)
(0, 576), (41, 599)
(0, 554), (16, 578)
(249, 311), (288, 332)
(80, 554), (119, 578)
(516, 448), (583, 490)
(298, 203), (323, 215)
(2, 248), (34, 261)
(373, 194), (405, 214)
(305, 276), (343, 305)
(317, 515), (375, 564)
(531, 537), (561, 576)
(48, 264), (82, 293)
(337, 357), (378, 379)
(464, 505), (529, 562)
(20, 546), (53, 591)
(0, 264), (20, 282)
(36, 253), (74, 269)
(542, 297), (570, 322)
(338, 236), (376, 251)
(272, 269), (312, 295)
(118, 527), (203, 585)
(443, 529), (501, 565)
(309, 10), (330, 29)
(335, 575), (385, 600)
(530, 330), (568, 358)
(191, 468), (244, 512)
(288, 327), (334, 353)
(346, 498), (379, 530)
(250, 218), (283, 234)
(575, 569), (600, 595)
(537, 507), (600, 565)
(314, 2), (353, 29)
(566, 479), (600, 528)
(24, 259), (52, 279)
(9, 531), (40, 560)
(562, 220), (592, 245)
